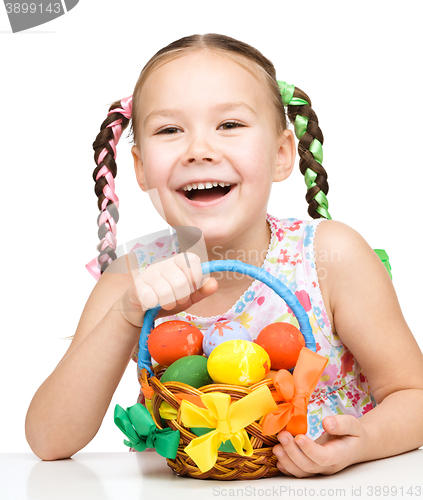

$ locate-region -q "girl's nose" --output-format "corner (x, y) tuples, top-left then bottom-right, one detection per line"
(182, 136), (222, 165)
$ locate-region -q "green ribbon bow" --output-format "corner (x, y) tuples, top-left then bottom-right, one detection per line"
(114, 403), (180, 459)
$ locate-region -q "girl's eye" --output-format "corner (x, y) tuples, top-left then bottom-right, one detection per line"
(219, 121), (244, 130)
(156, 122), (244, 134)
(157, 127), (180, 135)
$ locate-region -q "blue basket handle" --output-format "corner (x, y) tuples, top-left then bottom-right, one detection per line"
(137, 259), (314, 375)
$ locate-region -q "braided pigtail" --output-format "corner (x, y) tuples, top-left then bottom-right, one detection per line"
(86, 96), (133, 279)
(278, 81), (331, 220)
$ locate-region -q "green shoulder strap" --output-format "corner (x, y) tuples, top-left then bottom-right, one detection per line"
(374, 249), (392, 280)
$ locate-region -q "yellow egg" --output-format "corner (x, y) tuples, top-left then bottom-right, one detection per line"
(207, 339), (271, 386)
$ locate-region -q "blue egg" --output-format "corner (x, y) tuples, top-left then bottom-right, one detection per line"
(202, 320), (252, 357)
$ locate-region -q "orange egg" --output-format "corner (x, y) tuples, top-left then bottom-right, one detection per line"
(148, 320), (203, 367)
(255, 322), (305, 370)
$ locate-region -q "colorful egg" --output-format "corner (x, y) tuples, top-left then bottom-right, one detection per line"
(148, 320), (203, 367)
(255, 322), (305, 370)
(207, 339), (271, 386)
(202, 320), (252, 357)
(160, 355), (213, 388)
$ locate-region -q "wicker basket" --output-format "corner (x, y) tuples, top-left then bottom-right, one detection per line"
(137, 259), (315, 480)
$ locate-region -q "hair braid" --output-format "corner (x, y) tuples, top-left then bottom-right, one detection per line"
(89, 96), (132, 277)
(278, 81), (331, 220)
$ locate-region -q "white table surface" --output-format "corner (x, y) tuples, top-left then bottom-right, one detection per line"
(1, 450), (422, 500)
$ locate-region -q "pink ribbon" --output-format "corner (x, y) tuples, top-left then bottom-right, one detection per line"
(85, 250), (114, 281)
(86, 96), (133, 280)
(107, 95), (133, 119)
(85, 257), (101, 281)
(97, 94), (133, 165)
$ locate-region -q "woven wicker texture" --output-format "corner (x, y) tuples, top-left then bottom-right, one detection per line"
(141, 367), (283, 480)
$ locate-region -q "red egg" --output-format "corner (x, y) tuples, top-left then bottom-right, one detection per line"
(148, 320), (204, 367)
(255, 322), (305, 370)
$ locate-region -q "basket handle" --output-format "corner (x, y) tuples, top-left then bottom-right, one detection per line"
(137, 259), (314, 375)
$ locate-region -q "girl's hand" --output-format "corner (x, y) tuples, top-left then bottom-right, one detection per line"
(273, 415), (365, 477)
(119, 252), (218, 327)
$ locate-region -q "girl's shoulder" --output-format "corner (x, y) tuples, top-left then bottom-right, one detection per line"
(312, 218), (383, 288)
(312, 218), (393, 340)
(313, 219), (376, 268)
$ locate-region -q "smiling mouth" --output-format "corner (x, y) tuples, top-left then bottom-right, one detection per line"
(183, 185), (232, 202)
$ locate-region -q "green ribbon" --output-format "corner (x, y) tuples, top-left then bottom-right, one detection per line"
(278, 79), (332, 220)
(309, 139), (323, 164)
(304, 168), (317, 187)
(374, 249), (393, 280)
(278, 80), (295, 106)
(294, 115), (308, 139)
(114, 403), (180, 458)
(278, 80), (309, 106)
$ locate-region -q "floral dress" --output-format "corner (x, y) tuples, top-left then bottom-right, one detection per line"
(130, 213), (376, 442)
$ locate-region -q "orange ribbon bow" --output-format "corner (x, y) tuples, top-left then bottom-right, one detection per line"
(261, 347), (328, 436)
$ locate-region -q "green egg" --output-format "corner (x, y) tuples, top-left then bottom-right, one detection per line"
(160, 355), (213, 388)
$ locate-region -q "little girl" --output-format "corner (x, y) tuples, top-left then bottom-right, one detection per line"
(25, 33), (423, 478)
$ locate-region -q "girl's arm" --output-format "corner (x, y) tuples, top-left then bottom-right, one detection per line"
(25, 257), (140, 461)
(25, 252), (216, 461)
(273, 220), (423, 477)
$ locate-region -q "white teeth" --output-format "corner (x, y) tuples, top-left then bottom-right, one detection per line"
(181, 181), (232, 191)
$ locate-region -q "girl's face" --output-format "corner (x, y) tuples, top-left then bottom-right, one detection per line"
(132, 50), (295, 247)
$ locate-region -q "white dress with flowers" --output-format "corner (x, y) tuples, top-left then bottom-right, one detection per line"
(130, 213), (376, 441)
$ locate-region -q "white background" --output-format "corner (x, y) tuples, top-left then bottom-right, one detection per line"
(1, 0), (422, 454)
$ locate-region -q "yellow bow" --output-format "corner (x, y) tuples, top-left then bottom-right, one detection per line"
(180, 385), (277, 472)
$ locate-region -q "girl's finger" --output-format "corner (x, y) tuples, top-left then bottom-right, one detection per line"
(276, 432), (321, 476)
(127, 280), (157, 312)
(173, 252), (204, 292)
(293, 434), (340, 468)
(323, 415), (362, 437)
(275, 460), (293, 476)
(157, 266), (192, 305)
(273, 442), (315, 478)
(155, 277), (218, 319)
(137, 275), (176, 311)
(190, 277), (218, 302)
